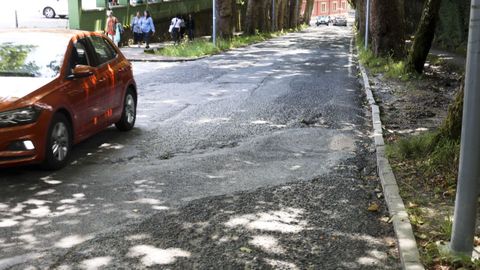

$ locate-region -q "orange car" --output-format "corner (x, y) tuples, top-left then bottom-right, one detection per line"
(0, 29), (137, 169)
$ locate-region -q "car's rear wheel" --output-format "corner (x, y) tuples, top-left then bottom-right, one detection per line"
(115, 89), (137, 131)
(43, 113), (71, 170)
(43, 7), (55, 18)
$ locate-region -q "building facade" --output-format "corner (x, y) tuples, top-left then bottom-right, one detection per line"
(303, 0), (350, 17)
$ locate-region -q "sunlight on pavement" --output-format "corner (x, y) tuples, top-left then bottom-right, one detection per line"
(225, 207), (307, 233)
(249, 235), (285, 254)
(265, 258), (299, 269)
(126, 198), (163, 205)
(251, 120), (270, 125)
(356, 249), (388, 266)
(55, 235), (92, 249)
(0, 218), (19, 228)
(127, 245), (191, 266)
(125, 234), (151, 241)
(80, 256), (112, 270)
(194, 117), (231, 125)
(34, 189), (56, 196)
(41, 176), (62, 185)
(99, 143), (124, 150)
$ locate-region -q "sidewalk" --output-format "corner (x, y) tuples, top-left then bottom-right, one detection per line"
(120, 42), (205, 62)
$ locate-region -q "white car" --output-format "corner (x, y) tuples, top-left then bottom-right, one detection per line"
(40, 0), (68, 18)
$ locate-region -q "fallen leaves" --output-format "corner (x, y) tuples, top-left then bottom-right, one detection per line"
(240, 247), (252, 253)
(407, 202), (419, 209)
(380, 216), (392, 223)
(409, 214), (425, 226)
(368, 202), (380, 212)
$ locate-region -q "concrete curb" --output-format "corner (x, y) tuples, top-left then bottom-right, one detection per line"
(127, 57), (205, 63)
(126, 56), (206, 62)
(359, 64), (424, 270)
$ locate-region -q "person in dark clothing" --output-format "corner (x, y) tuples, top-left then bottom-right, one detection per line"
(179, 15), (186, 40)
(186, 14), (195, 41)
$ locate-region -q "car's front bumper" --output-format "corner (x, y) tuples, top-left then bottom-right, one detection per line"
(0, 117), (49, 168)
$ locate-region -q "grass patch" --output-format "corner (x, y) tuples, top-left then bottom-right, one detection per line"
(357, 45), (414, 80)
(387, 133), (470, 269)
(387, 132), (459, 187)
(156, 25), (307, 58)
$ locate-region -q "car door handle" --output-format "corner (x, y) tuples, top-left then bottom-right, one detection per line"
(98, 77), (106, 83)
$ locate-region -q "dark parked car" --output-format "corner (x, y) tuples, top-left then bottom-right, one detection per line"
(315, 16), (330, 26)
(332, 16), (347, 26)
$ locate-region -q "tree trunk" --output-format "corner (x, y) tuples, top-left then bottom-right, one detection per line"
(370, 0), (406, 58)
(302, 0), (314, 25)
(245, 0), (262, 34)
(438, 78), (464, 141)
(278, 0), (288, 30)
(289, 0), (299, 28)
(405, 0), (443, 73)
(216, 0), (236, 38)
(258, 0), (270, 32)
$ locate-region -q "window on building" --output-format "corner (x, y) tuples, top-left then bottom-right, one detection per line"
(332, 2), (337, 11)
(341, 1), (346, 10)
(321, 2), (326, 12)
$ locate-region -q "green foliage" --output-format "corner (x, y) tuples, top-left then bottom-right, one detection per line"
(439, 215), (453, 239)
(357, 41), (414, 80)
(387, 132), (438, 160)
(157, 27), (305, 58)
(435, 0), (469, 54)
(0, 43), (39, 75)
(387, 132), (460, 186)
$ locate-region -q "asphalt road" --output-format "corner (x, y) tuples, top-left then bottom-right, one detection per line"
(0, 26), (400, 269)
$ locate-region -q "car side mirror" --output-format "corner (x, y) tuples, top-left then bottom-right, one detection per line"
(67, 65), (94, 79)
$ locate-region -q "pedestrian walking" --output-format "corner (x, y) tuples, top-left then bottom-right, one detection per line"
(186, 14), (195, 41)
(170, 14), (181, 45)
(179, 16), (186, 40)
(105, 10), (119, 44)
(140, 10), (155, 49)
(114, 21), (124, 47)
(131, 11), (143, 46)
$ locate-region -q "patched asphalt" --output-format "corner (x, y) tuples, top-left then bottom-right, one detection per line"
(0, 26), (400, 269)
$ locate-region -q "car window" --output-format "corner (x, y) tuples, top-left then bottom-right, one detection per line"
(69, 39), (91, 72)
(87, 36), (117, 66)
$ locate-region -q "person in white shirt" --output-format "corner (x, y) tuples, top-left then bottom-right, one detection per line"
(170, 15), (182, 45)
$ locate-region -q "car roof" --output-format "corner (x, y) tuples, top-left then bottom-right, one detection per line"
(0, 28), (99, 39)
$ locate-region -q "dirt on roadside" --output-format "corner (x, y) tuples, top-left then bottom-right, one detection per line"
(364, 54), (480, 269)
(370, 61), (462, 142)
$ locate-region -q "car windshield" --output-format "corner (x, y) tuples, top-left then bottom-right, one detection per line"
(0, 32), (70, 78)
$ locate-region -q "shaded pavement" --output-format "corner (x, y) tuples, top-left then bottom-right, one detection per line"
(0, 26), (399, 269)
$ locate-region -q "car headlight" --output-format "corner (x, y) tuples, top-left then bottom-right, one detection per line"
(0, 106), (42, 128)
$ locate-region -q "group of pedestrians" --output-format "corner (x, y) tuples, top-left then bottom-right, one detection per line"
(105, 9), (195, 49)
(106, 10), (155, 48)
(130, 11), (155, 48)
(169, 14), (195, 45)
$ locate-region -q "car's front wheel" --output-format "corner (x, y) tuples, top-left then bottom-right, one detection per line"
(43, 7), (55, 18)
(115, 89), (137, 131)
(43, 113), (71, 170)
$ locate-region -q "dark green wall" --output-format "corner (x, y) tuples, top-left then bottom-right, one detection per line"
(69, 0), (211, 31)
(68, 0), (212, 44)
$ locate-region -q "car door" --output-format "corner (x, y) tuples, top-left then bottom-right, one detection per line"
(86, 35), (120, 125)
(62, 38), (103, 141)
(84, 36), (117, 125)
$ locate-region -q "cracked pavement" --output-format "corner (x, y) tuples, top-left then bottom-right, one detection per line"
(0, 26), (400, 269)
